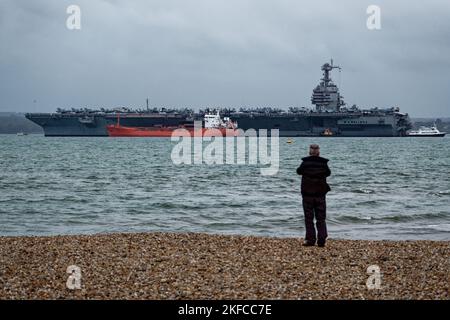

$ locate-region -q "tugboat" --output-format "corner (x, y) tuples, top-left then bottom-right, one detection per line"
(407, 123), (446, 137)
(107, 111), (238, 137)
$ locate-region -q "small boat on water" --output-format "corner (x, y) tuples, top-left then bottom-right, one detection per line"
(16, 132), (28, 136)
(407, 124), (446, 137)
(321, 128), (334, 136)
(107, 111), (239, 137)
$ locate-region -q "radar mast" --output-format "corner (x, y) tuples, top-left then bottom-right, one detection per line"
(311, 59), (345, 112)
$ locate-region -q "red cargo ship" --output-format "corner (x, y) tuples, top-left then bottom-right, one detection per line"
(107, 111), (238, 137)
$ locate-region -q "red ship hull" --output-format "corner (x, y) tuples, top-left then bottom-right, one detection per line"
(106, 125), (238, 137)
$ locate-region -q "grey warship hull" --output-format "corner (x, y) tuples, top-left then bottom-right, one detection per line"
(26, 111), (410, 137)
(231, 111), (409, 137)
(26, 113), (193, 137)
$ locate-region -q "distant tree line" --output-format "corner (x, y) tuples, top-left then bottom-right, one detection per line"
(0, 113), (43, 134)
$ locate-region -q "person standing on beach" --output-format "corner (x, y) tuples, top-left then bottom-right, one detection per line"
(296, 144), (331, 247)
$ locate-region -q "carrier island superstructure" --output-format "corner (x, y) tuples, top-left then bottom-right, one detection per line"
(26, 60), (412, 137)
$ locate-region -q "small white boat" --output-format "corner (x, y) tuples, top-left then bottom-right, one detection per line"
(407, 124), (446, 137)
(16, 132), (28, 136)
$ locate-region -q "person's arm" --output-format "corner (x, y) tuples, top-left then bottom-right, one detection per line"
(296, 162), (304, 175)
(325, 163), (331, 177)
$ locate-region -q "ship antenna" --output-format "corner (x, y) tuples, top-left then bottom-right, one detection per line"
(146, 98), (149, 112)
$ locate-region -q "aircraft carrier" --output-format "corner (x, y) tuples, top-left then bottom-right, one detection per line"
(26, 60), (412, 137)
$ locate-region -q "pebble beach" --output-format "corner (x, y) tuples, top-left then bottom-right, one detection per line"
(0, 232), (448, 300)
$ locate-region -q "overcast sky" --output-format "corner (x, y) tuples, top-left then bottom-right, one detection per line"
(1, 0), (449, 117)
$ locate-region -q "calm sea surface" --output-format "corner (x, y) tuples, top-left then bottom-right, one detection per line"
(0, 134), (449, 240)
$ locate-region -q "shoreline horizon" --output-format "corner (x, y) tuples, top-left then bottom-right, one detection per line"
(1, 230), (450, 242)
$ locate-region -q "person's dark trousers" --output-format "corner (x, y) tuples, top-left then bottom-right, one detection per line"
(302, 196), (328, 245)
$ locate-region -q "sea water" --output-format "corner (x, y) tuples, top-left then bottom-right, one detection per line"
(0, 134), (449, 240)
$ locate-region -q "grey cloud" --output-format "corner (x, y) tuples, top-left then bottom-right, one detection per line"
(0, 0), (449, 117)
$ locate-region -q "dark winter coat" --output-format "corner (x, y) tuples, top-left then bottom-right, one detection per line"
(296, 156), (331, 197)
